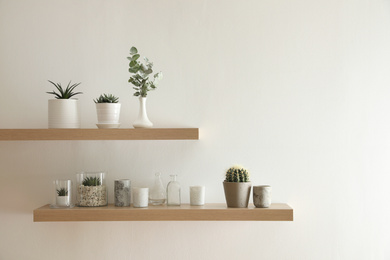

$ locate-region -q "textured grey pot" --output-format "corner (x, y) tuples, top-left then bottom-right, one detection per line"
(253, 185), (271, 208)
(115, 179), (131, 207)
(223, 181), (252, 208)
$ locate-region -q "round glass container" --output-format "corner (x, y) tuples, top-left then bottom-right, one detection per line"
(76, 172), (107, 207)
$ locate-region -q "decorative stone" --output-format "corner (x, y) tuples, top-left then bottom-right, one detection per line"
(253, 185), (272, 208)
(115, 179), (131, 207)
(77, 185), (107, 207)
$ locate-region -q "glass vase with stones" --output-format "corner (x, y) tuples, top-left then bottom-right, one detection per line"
(167, 174), (181, 206)
(50, 179), (74, 208)
(76, 172), (107, 207)
(149, 172), (166, 205)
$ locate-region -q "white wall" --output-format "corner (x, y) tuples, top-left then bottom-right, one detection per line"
(1, 0), (390, 259)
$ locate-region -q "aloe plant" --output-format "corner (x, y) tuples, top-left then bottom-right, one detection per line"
(94, 94), (119, 103)
(127, 46), (163, 97)
(56, 188), (68, 196)
(82, 177), (101, 186)
(47, 80), (82, 99)
(225, 166), (250, 182)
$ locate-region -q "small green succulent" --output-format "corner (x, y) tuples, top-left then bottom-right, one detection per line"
(56, 188), (68, 196)
(82, 177), (101, 186)
(94, 94), (119, 103)
(225, 165), (250, 182)
(47, 80), (82, 99)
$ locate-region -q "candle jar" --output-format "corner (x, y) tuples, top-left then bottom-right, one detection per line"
(76, 172), (107, 207)
(190, 186), (205, 206)
(50, 180), (74, 208)
(133, 187), (149, 208)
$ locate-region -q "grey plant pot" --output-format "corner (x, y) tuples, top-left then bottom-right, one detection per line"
(223, 181), (252, 208)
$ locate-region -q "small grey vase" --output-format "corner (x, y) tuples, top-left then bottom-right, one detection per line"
(223, 181), (252, 208)
(253, 185), (272, 208)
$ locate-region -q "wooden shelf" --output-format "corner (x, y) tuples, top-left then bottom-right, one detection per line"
(33, 203), (293, 222)
(0, 128), (199, 140)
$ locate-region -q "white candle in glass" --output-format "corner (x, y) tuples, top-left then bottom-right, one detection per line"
(133, 187), (149, 208)
(190, 186), (205, 206)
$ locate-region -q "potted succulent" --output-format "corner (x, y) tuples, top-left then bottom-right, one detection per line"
(94, 93), (121, 129)
(56, 188), (70, 207)
(127, 46), (163, 128)
(50, 179), (73, 208)
(223, 165), (252, 208)
(76, 172), (107, 207)
(46, 80), (82, 128)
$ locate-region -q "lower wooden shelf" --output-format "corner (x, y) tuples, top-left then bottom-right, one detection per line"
(33, 203), (293, 222)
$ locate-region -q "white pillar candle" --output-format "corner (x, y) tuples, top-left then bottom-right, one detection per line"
(133, 187), (149, 208)
(190, 186), (205, 206)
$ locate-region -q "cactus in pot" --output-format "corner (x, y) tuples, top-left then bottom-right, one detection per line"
(225, 166), (250, 182)
(223, 165), (252, 208)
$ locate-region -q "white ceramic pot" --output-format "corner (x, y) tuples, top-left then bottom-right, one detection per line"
(133, 97), (153, 128)
(56, 196), (70, 207)
(48, 99), (80, 128)
(96, 103), (121, 124)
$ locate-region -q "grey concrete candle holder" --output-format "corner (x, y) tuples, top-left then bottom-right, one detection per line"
(253, 185), (271, 208)
(115, 179), (131, 207)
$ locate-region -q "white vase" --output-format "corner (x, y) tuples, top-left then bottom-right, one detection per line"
(96, 103), (121, 124)
(48, 99), (80, 128)
(133, 97), (153, 128)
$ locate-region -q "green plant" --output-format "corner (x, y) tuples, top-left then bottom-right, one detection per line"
(94, 93), (119, 103)
(47, 80), (82, 99)
(56, 188), (68, 196)
(225, 165), (250, 182)
(127, 46), (163, 97)
(82, 177), (101, 186)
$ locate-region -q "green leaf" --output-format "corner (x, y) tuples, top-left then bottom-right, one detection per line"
(129, 67), (139, 73)
(130, 60), (137, 67)
(134, 92), (140, 96)
(131, 54), (140, 61)
(130, 47), (138, 54)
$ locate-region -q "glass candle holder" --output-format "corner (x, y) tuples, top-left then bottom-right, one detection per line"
(76, 172), (107, 207)
(50, 180), (74, 208)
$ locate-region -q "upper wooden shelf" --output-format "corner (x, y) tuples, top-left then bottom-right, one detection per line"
(33, 203), (293, 222)
(0, 128), (199, 140)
